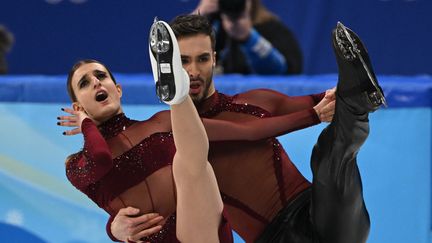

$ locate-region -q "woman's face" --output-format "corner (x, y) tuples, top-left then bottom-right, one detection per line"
(71, 62), (123, 123)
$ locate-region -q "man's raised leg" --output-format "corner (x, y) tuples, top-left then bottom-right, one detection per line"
(310, 22), (385, 243)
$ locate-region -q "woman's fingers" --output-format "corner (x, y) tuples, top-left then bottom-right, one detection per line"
(57, 121), (78, 127)
(58, 107), (82, 134)
(57, 113), (78, 127)
(61, 107), (76, 114)
(63, 127), (81, 136)
(57, 115), (76, 121)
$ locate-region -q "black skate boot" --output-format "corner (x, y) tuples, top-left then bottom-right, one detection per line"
(332, 22), (386, 114)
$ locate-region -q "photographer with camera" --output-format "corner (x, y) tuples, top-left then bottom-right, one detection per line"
(193, 0), (303, 75)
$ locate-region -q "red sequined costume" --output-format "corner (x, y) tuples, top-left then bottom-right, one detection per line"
(66, 89), (324, 242)
(197, 90), (323, 242)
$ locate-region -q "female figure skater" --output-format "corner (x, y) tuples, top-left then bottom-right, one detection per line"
(60, 20), (233, 242)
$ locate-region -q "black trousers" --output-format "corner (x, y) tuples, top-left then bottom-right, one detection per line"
(256, 98), (371, 243)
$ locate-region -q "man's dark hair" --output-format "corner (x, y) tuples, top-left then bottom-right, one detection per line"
(170, 14), (216, 51)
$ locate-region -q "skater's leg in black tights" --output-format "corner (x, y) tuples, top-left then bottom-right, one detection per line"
(310, 22), (385, 243)
(310, 99), (370, 243)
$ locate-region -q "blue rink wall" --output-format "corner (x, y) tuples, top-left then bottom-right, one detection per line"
(0, 74), (431, 242)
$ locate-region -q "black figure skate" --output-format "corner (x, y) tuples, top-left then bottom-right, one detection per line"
(332, 21), (386, 113)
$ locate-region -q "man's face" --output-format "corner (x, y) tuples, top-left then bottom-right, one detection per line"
(178, 34), (216, 104)
(71, 63), (123, 123)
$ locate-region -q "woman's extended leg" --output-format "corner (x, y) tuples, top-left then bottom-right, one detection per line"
(171, 96), (223, 243)
(149, 19), (224, 243)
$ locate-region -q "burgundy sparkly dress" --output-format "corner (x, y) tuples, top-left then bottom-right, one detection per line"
(66, 113), (190, 242)
(66, 89), (323, 243)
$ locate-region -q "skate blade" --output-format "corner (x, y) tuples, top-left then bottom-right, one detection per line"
(150, 19), (171, 55)
(149, 18), (174, 102)
(156, 82), (170, 101)
(336, 22), (387, 107)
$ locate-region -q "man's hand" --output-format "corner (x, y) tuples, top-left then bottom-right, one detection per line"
(57, 107), (90, 135)
(111, 207), (164, 243)
(314, 87), (336, 122)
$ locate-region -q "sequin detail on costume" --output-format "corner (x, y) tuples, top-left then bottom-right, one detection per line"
(98, 113), (136, 139)
(87, 132), (175, 208)
(141, 213), (178, 242)
(200, 92), (271, 118)
(272, 139), (287, 204)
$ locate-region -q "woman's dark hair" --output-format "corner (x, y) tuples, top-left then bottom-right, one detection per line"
(66, 59), (116, 102)
(169, 14), (216, 51)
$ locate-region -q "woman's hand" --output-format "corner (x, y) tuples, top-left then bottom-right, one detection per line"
(57, 107), (90, 135)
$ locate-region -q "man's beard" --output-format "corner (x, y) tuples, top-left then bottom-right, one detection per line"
(190, 73), (213, 105)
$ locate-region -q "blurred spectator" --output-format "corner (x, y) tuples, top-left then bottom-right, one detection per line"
(0, 25), (14, 74)
(193, 0), (302, 75)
